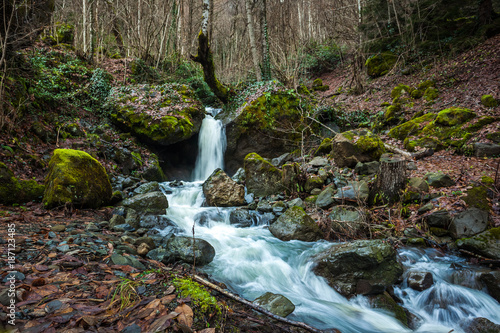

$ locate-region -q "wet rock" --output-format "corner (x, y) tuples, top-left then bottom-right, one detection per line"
(194, 210), (225, 226)
(316, 186), (336, 209)
(354, 161), (380, 175)
(328, 206), (368, 239)
(424, 172), (455, 188)
(202, 168), (246, 207)
(456, 227), (500, 260)
(333, 181), (369, 204)
(257, 200), (273, 213)
(146, 247), (169, 262)
(449, 208), (488, 239)
(425, 210), (451, 228)
(269, 206), (323, 242)
(253, 292), (295, 317)
(229, 209), (255, 227)
(244, 153), (283, 197)
(368, 292), (408, 327)
(479, 271), (500, 302)
(408, 271), (434, 291)
(164, 236), (215, 266)
(139, 215), (175, 229)
(287, 198), (304, 209)
(460, 317), (500, 333)
(474, 143), (500, 158)
(272, 201), (287, 216)
(231, 168), (246, 184)
(313, 240), (403, 297)
(132, 182), (160, 196)
(121, 191), (168, 215)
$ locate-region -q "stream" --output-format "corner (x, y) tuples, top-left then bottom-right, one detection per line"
(156, 109), (500, 332)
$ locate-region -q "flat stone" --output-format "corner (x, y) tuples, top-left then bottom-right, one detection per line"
(2, 271), (25, 283)
(56, 245), (70, 253)
(51, 225), (66, 232)
(308, 156), (328, 167)
(424, 172), (455, 188)
(254, 292), (295, 317)
(474, 143), (500, 157)
(449, 208), (488, 239)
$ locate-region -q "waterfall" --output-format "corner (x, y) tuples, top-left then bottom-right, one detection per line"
(192, 107), (226, 181)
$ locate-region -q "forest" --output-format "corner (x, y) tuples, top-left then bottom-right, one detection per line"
(0, 0), (500, 332)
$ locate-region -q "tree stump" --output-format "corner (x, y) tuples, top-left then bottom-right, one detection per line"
(374, 154), (408, 203)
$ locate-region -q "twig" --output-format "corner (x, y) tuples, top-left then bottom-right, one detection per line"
(192, 274), (334, 333)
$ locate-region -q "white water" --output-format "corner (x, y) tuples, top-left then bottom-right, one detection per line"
(158, 110), (500, 332)
(192, 107), (226, 181)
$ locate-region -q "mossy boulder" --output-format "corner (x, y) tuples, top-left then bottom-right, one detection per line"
(121, 191), (168, 215)
(106, 83), (204, 146)
(423, 87), (439, 101)
(481, 94), (498, 107)
(244, 153), (283, 197)
(417, 80), (435, 90)
(388, 113), (436, 141)
(269, 206), (323, 242)
(331, 129), (386, 168)
(384, 104), (401, 124)
(365, 52), (397, 77)
(410, 89), (424, 99)
(456, 227), (500, 260)
(463, 185), (491, 211)
(434, 107), (476, 126)
(313, 240), (403, 297)
(314, 137), (333, 156)
(43, 149), (112, 209)
(391, 84), (412, 99)
(311, 78), (329, 91)
(0, 163), (44, 205)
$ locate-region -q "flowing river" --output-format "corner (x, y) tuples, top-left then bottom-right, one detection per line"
(157, 109), (500, 333)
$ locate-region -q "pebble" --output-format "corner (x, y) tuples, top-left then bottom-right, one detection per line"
(2, 271), (25, 283)
(51, 225), (66, 232)
(48, 232), (57, 239)
(56, 245), (70, 253)
(45, 300), (63, 314)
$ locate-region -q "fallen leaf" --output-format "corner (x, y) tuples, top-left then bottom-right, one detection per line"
(198, 329), (216, 333)
(160, 294), (176, 305)
(175, 304), (193, 328)
(148, 311), (178, 332)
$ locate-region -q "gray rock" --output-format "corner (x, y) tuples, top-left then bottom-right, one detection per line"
(116, 244), (138, 255)
(202, 168), (246, 207)
(231, 168), (246, 184)
(449, 208), (488, 239)
(271, 153), (291, 167)
(417, 202), (434, 215)
(424, 172), (455, 188)
(56, 244), (70, 252)
(140, 215), (175, 229)
(109, 215), (126, 229)
(2, 271), (25, 283)
(134, 236), (156, 250)
(354, 161), (380, 175)
(244, 153), (283, 197)
(164, 236), (215, 266)
(331, 130), (385, 168)
(456, 227), (500, 260)
(272, 201), (287, 215)
(110, 254), (145, 270)
(329, 206), (368, 238)
(334, 181), (369, 204)
(474, 143), (500, 158)
(316, 186), (336, 209)
(122, 323), (142, 333)
(121, 191), (168, 215)
(125, 208), (140, 229)
(257, 200), (273, 213)
(194, 210), (225, 226)
(287, 198), (304, 209)
(113, 224), (135, 232)
(146, 247), (169, 262)
(408, 177), (429, 192)
(308, 156), (328, 167)
(254, 292), (295, 317)
(426, 210), (452, 228)
(229, 209), (255, 227)
(269, 206), (323, 242)
(313, 240), (403, 297)
(408, 271), (434, 291)
(460, 317), (500, 333)
(85, 222), (100, 232)
(479, 271), (500, 303)
(133, 182), (160, 195)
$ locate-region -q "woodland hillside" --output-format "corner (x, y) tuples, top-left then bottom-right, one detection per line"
(0, 0), (500, 332)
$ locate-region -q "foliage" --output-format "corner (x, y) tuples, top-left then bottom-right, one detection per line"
(89, 68), (113, 108)
(300, 40), (344, 76)
(315, 104), (371, 130)
(129, 58), (160, 83)
(173, 277), (221, 315)
(112, 277), (141, 310)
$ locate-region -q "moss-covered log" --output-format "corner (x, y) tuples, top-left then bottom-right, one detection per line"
(190, 31), (231, 104)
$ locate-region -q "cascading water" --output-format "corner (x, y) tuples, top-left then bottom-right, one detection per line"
(192, 107), (226, 181)
(158, 108), (500, 332)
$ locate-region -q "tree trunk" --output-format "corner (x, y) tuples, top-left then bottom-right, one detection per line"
(260, 0), (271, 81)
(245, 0), (262, 81)
(477, 0), (494, 27)
(83, 0), (87, 55)
(191, 0), (231, 104)
(373, 154), (408, 203)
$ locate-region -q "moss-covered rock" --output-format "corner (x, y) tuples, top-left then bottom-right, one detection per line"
(481, 94), (499, 107)
(465, 116), (497, 132)
(423, 87), (439, 101)
(486, 132), (500, 143)
(269, 206), (323, 242)
(312, 78), (329, 91)
(332, 129), (386, 168)
(391, 84), (412, 99)
(365, 52), (397, 77)
(456, 227), (500, 260)
(244, 152), (283, 197)
(106, 83), (204, 146)
(0, 163), (45, 205)
(304, 175), (324, 193)
(417, 80), (435, 90)
(314, 137), (333, 156)
(384, 104), (401, 123)
(463, 185), (491, 211)
(435, 107), (476, 126)
(369, 292), (408, 327)
(43, 149), (112, 209)
(388, 113), (436, 140)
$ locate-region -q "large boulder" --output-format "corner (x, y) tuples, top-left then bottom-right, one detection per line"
(331, 129), (385, 168)
(164, 236), (215, 266)
(424, 172), (455, 188)
(229, 208), (256, 227)
(269, 206), (323, 242)
(479, 271), (500, 303)
(456, 227), (500, 260)
(253, 292), (295, 317)
(328, 206), (368, 239)
(202, 168), (245, 207)
(0, 163), (44, 205)
(106, 84), (204, 146)
(365, 52), (397, 77)
(43, 149), (112, 208)
(121, 191), (168, 215)
(313, 240), (403, 297)
(449, 208), (489, 239)
(460, 317), (500, 333)
(244, 153), (283, 197)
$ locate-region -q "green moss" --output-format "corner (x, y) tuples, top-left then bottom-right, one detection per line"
(296, 84), (311, 96)
(388, 113), (436, 140)
(365, 52), (397, 77)
(481, 176), (494, 185)
(486, 132), (500, 143)
(417, 80), (435, 90)
(424, 87), (439, 101)
(305, 195), (318, 203)
(384, 105), (401, 123)
(342, 129), (386, 160)
(130, 152), (143, 166)
(411, 89), (424, 99)
(463, 186), (491, 211)
(465, 116), (497, 132)
(173, 277), (221, 315)
(305, 176), (324, 192)
(0, 163), (44, 205)
(43, 149), (112, 209)
(391, 84), (412, 99)
(481, 94), (498, 107)
(315, 137), (333, 156)
(370, 292), (408, 327)
(435, 107), (476, 126)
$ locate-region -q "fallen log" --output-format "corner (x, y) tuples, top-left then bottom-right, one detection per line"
(192, 275), (337, 333)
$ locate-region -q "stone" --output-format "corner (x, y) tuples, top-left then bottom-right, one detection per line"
(2, 271), (25, 283)
(304, 175), (324, 193)
(137, 243), (151, 256)
(365, 52), (396, 77)
(408, 177), (429, 192)
(86, 222), (100, 232)
(253, 292), (295, 317)
(287, 198), (304, 209)
(329, 206), (368, 239)
(313, 240), (403, 297)
(132, 182), (160, 195)
(164, 236), (215, 266)
(354, 161), (380, 175)
(308, 156), (328, 167)
(424, 172), (455, 188)
(479, 271), (500, 303)
(257, 200), (273, 213)
(368, 292), (408, 327)
(269, 206), (323, 242)
(474, 143), (500, 157)
(417, 202), (434, 215)
(244, 153), (283, 197)
(480, 94), (499, 107)
(426, 210), (451, 228)
(408, 271), (434, 291)
(316, 186), (336, 209)
(331, 130), (385, 168)
(43, 149), (112, 208)
(0, 289), (11, 306)
(134, 236), (156, 250)
(109, 215), (126, 229)
(121, 191), (168, 215)
(202, 168), (246, 207)
(56, 244), (70, 252)
(116, 245), (137, 255)
(333, 181), (369, 204)
(109, 254), (145, 270)
(194, 210), (224, 226)
(460, 317), (500, 333)
(456, 227), (500, 260)
(272, 201), (287, 215)
(125, 209), (140, 229)
(146, 248), (169, 262)
(310, 188), (322, 195)
(51, 225), (66, 232)
(139, 215), (175, 229)
(271, 153), (291, 167)
(122, 323), (142, 333)
(231, 168), (246, 184)
(449, 208), (488, 239)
